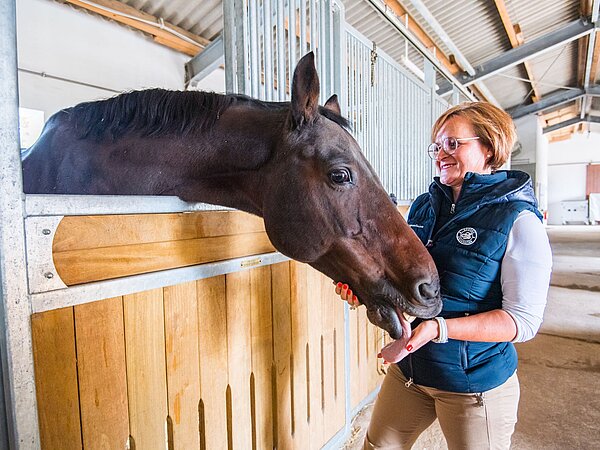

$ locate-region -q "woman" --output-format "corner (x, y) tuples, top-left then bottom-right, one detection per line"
(336, 102), (552, 449)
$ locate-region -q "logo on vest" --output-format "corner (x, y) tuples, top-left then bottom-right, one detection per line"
(456, 227), (477, 245)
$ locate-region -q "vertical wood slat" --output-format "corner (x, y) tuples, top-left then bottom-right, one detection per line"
(197, 276), (228, 450)
(226, 270), (253, 449)
(75, 298), (129, 450)
(164, 282), (201, 450)
(334, 279), (346, 432)
(123, 288), (168, 450)
(349, 304), (361, 409)
(306, 266), (324, 449)
(289, 262), (309, 448)
(320, 273), (345, 438)
(271, 262), (293, 450)
(250, 266), (274, 449)
(320, 273), (334, 439)
(31, 308), (82, 450)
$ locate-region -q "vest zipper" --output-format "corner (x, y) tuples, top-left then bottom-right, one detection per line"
(404, 355), (415, 388)
(450, 203), (456, 214)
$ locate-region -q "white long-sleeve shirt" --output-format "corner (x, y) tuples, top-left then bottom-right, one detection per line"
(501, 210), (553, 342)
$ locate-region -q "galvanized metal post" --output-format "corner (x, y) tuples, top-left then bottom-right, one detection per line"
(0, 0), (41, 448)
(223, 0), (236, 93)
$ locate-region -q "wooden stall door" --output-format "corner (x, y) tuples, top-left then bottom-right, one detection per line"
(32, 265), (385, 449)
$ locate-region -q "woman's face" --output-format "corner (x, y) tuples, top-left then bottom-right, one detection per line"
(434, 115), (492, 190)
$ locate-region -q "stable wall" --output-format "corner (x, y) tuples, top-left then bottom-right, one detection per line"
(16, 0), (223, 120)
(547, 132), (600, 224)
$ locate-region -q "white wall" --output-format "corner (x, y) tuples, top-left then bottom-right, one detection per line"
(513, 115), (539, 164)
(16, 0), (224, 120)
(546, 132), (600, 224)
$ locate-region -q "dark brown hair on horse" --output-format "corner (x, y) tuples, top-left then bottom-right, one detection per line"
(22, 52), (441, 338)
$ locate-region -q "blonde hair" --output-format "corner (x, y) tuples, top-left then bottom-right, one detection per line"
(431, 102), (516, 170)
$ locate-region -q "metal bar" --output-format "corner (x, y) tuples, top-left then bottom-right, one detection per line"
(508, 86), (600, 118)
(223, 0), (236, 93)
(31, 252), (289, 313)
(276, 0), (286, 100)
(185, 34), (224, 87)
(235, 0), (249, 94)
(0, 0), (40, 447)
(300, 0), (307, 55)
(249, 0), (260, 98)
(264, 0), (273, 100)
(406, 0), (475, 75)
(364, 0), (475, 101)
(583, 0), (600, 89)
(457, 19), (596, 87)
(543, 114), (600, 133)
(288, 0), (297, 96)
(25, 194), (230, 217)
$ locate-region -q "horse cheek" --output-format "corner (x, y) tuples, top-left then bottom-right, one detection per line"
(263, 212), (324, 264)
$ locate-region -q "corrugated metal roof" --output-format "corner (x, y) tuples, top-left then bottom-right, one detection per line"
(120, 0), (223, 40)
(105, 0), (597, 136)
(485, 65), (533, 109)
(505, 0), (581, 41)
(529, 41), (579, 97)
(399, 0), (511, 67)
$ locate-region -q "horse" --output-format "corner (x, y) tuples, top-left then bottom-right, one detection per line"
(22, 52), (441, 339)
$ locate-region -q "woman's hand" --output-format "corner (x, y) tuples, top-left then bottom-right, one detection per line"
(379, 319), (439, 364)
(333, 281), (360, 308)
(404, 320), (439, 353)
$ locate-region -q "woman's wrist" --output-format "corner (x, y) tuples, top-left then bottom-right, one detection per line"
(431, 317), (448, 343)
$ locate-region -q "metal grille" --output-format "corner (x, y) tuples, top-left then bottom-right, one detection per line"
(346, 26), (446, 202)
(223, 0), (343, 103)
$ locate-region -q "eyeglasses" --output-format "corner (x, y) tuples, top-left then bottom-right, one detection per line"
(427, 137), (480, 159)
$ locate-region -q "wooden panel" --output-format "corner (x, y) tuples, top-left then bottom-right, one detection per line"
(250, 266), (274, 449)
(53, 211), (266, 252)
(349, 304), (361, 409)
(197, 276), (228, 450)
(226, 271), (253, 449)
(334, 283), (347, 431)
(31, 308), (82, 450)
(55, 231), (275, 285)
(289, 262), (309, 448)
(320, 273), (345, 439)
(306, 267), (324, 449)
(123, 289), (168, 450)
(75, 298), (129, 450)
(587, 164), (600, 196)
(164, 282), (201, 450)
(271, 262), (293, 450)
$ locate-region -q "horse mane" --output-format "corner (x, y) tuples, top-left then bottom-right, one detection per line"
(62, 88), (350, 141)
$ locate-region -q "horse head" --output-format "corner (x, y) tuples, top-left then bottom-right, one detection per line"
(261, 53), (442, 339)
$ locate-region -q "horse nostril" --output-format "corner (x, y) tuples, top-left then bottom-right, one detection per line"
(417, 281), (439, 300)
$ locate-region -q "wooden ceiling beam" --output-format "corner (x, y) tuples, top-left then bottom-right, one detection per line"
(57, 0), (209, 56)
(384, 1), (461, 75)
(588, 31), (600, 84)
(493, 0), (541, 102)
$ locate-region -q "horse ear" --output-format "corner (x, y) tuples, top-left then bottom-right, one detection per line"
(290, 52), (320, 128)
(324, 94), (341, 115)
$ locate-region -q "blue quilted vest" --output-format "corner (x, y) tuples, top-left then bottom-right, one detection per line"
(398, 170), (542, 393)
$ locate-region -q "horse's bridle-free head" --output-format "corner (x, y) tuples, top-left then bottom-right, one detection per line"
(261, 52), (442, 339)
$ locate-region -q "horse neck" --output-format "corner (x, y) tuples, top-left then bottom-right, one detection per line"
(173, 105), (287, 216)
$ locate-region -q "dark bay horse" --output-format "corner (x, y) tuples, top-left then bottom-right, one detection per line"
(22, 52), (441, 338)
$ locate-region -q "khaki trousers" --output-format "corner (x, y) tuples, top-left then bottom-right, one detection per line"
(364, 363), (520, 450)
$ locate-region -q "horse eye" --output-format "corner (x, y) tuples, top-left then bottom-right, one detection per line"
(329, 168), (352, 184)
